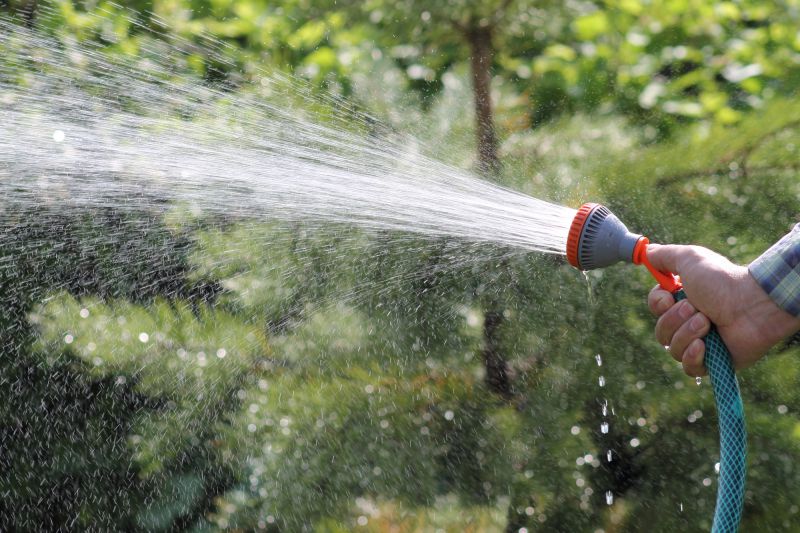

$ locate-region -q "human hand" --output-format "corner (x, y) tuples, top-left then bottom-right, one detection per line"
(646, 244), (800, 376)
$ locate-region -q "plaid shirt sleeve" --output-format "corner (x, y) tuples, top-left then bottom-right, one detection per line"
(748, 224), (800, 317)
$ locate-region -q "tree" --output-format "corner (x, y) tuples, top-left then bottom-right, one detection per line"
(5, 2), (800, 531)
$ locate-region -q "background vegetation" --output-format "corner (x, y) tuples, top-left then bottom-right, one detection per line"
(2, 0), (800, 531)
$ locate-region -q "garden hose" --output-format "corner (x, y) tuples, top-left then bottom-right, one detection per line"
(566, 203), (746, 533)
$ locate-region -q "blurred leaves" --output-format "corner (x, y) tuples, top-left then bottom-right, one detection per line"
(22, 0), (800, 131)
(2, 1), (800, 532)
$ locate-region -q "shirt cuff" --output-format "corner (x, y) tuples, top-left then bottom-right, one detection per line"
(748, 224), (800, 317)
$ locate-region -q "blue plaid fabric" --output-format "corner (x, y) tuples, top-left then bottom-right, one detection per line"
(749, 224), (800, 317)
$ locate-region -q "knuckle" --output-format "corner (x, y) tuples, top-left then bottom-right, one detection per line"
(690, 313), (709, 334)
(677, 300), (695, 319)
(687, 245), (705, 258)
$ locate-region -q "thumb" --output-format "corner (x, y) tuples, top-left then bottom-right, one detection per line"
(646, 243), (685, 274)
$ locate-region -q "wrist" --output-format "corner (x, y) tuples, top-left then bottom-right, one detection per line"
(740, 271), (800, 346)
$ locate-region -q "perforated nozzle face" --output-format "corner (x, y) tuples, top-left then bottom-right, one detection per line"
(566, 203), (643, 270)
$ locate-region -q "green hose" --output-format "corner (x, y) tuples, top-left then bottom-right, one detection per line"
(674, 290), (746, 532)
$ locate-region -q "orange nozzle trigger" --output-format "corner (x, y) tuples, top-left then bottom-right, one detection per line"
(632, 237), (683, 293)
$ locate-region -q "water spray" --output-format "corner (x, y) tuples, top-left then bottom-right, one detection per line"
(566, 203), (746, 532)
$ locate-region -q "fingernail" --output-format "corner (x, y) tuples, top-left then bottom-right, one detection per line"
(691, 314), (707, 332)
(679, 301), (695, 319)
(689, 339), (704, 360)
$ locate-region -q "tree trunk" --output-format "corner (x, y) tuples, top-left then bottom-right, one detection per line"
(482, 305), (513, 400)
(466, 25), (500, 175)
(5, 0), (37, 26)
(465, 24), (510, 399)
(21, 0), (37, 27)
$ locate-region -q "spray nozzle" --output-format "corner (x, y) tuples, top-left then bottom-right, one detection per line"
(566, 203), (681, 292)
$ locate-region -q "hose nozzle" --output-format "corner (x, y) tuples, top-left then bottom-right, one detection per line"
(566, 203), (642, 270)
(566, 202), (681, 292)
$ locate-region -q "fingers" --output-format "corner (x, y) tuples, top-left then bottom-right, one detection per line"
(655, 299), (696, 346)
(682, 339), (707, 377)
(647, 243), (712, 378)
(647, 243), (692, 275)
(648, 285), (674, 317)
(653, 298), (710, 377)
(669, 312), (710, 365)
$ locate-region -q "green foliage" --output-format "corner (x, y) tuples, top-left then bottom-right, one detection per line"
(23, 0), (800, 132)
(3, 1), (800, 531)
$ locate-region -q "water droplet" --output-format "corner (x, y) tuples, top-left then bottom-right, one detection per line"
(598, 376), (605, 387)
(607, 450), (613, 462)
(714, 462), (720, 474)
(695, 376), (702, 385)
(595, 354), (602, 366)
(64, 334), (74, 344)
(680, 502), (684, 512)
(444, 410), (454, 420)
(216, 348), (227, 358)
(601, 401), (608, 416)
(52, 129), (65, 142)
(605, 490), (614, 505)
(79, 308), (90, 318)
(138, 332), (149, 343)
(600, 422), (609, 434)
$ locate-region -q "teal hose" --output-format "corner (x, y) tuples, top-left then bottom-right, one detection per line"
(674, 290), (746, 532)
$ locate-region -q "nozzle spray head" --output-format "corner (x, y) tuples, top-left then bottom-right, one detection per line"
(566, 203), (642, 270)
(566, 202), (682, 292)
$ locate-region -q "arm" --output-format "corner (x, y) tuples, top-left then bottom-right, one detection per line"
(646, 226), (800, 376)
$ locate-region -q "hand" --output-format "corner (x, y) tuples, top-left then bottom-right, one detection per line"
(646, 244), (800, 377)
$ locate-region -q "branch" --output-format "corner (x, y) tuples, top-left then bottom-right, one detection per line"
(655, 119), (800, 187)
(739, 118), (800, 177)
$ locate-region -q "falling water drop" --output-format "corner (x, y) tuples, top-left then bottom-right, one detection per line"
(598, 376), (605, 387)
(595, 354), (602, 366)
(601, 401), (608, 417)
(582, 271), (594, 304)
(600, 422), (609, 434)
(695, 376), (702, 386)
(606, 450), (612, 462)
(605, 491), (614, 505)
